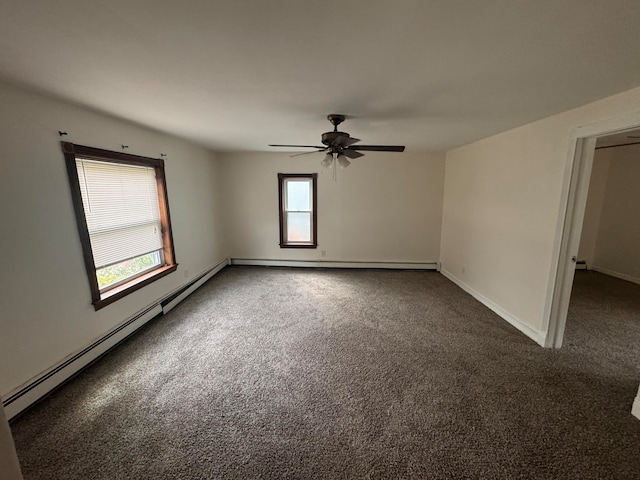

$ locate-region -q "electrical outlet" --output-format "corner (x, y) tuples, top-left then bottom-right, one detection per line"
(184, 269), (189, 278)
(461, 265), (466, 274)
(321, 250), (327, 257)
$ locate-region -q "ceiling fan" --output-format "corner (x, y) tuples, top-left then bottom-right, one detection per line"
(269, 114), (405, 172)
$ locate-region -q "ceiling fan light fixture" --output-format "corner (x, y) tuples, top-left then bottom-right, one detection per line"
(321, 153), (333, 168)
(337, 154), (351, 169)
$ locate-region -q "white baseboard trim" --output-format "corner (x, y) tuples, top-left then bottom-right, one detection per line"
(590, 265), (640, 286)
(3, 258), (230, 420)
(440, 269), (546, 347)
(633, 395), (640, 420)
(230, 258), (440, 270)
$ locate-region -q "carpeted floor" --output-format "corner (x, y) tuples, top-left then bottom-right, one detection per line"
(9, 267), (640, 479)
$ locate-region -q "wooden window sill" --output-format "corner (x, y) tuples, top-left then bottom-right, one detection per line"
(93, 264), (177, 310)
(279, 243), (317, 249)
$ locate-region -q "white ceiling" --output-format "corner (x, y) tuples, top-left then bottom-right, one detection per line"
(2, 0), (640, 152)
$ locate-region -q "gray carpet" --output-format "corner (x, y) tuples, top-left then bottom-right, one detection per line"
(9, 268), (640, 479)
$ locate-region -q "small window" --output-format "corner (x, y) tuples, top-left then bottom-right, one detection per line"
(278, 173), (317, 248)
(62, 142), (177, 310)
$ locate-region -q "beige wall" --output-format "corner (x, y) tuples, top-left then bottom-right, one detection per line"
(587, 144), (640, 281)
(440, 86), (640, 342)
(577, 150), (611, 266)
(219, 151), (445, 263)
(0, 80), (227, 399)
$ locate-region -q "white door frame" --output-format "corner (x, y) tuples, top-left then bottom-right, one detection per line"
(546, 110), (640, 348)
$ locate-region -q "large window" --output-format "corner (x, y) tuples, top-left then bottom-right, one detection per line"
(278, 173), (317, 248)
(62, 142), (177, 310)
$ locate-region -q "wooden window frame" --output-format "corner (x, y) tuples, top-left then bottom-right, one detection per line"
(278, 173), (318, 248)
(62, 142), (177, 310)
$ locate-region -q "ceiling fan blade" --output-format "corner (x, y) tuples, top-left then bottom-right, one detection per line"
(350, 145), (405, 152)
(342, 149), (364, 159)
(290, 149), (326, 157)
(269, 144), (326, 149)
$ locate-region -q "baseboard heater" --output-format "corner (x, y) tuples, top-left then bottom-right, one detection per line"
(3, 258), (229, 420)
(161, 260), (228, 314)
(230, 258), (440, 270)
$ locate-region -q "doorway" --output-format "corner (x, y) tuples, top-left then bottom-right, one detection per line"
(547, 111), (640, 349)
(550, 122), (640, 420)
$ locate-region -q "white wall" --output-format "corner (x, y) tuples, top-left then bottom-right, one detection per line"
(577, 150), (611, 266)
(440, 86), (640, 343)
(219, 151), (445, 263)
(0, 80), (227, 400)
(587, 144), (640, 282)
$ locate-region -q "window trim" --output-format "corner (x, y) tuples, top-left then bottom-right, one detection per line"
(62, 142), (177, 310)
(278, 173), (318, 248)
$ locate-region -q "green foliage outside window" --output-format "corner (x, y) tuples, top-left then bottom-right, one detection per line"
(97, 252), (161, 290)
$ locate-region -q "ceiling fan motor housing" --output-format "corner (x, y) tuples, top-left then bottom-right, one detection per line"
(322, 131), (350, 146)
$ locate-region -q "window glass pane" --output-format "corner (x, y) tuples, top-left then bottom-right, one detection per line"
(286, 179), (311, 211)
(97, 250), (163, 290)
(287, 212), (311, 242)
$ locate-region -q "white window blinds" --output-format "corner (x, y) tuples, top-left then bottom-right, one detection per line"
(75, 158), (164, 269)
